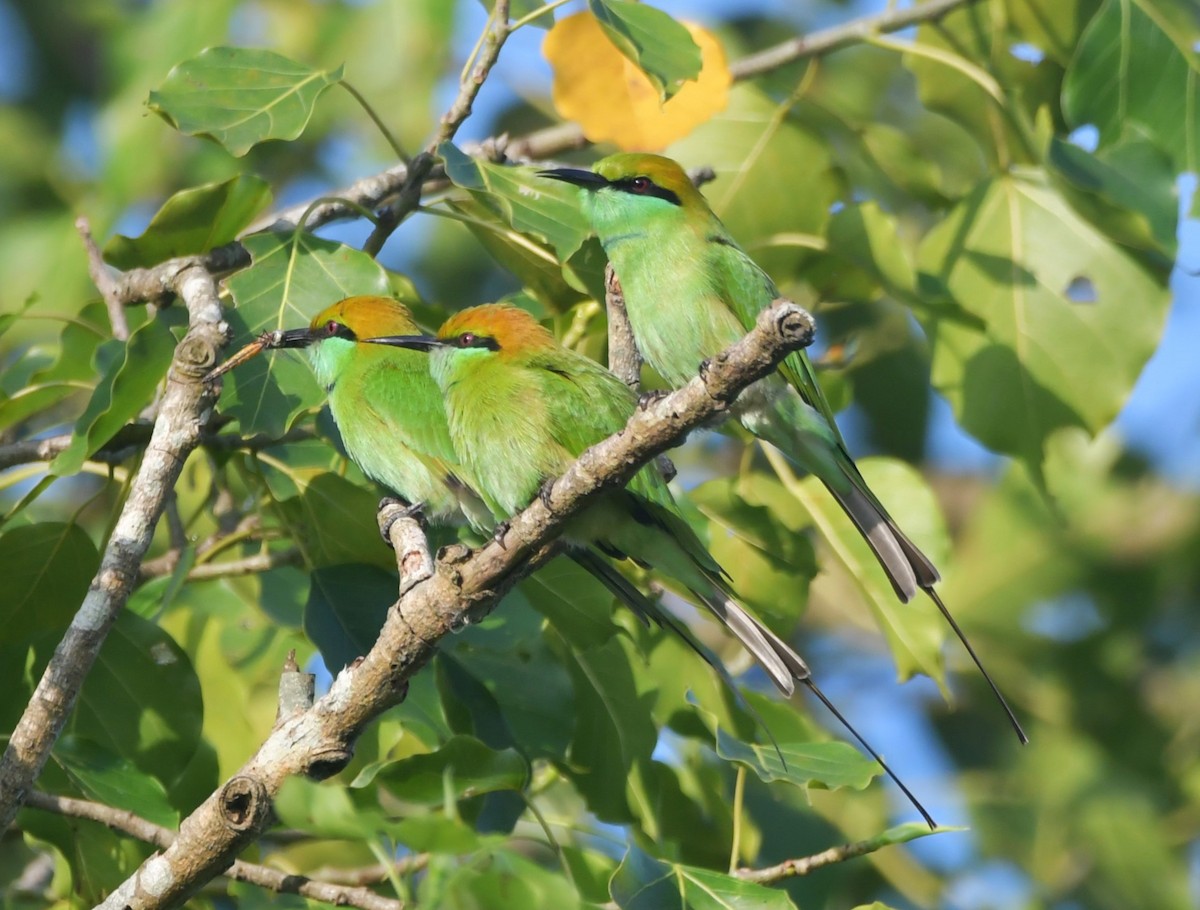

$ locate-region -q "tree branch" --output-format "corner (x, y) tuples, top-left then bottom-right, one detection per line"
(604, 265), (641, 389)
(735, 827), (915, 884)
(138, 547), (304, 583)
(104, 0), (977, 309)
(731, 0), (976, 80)
(0, 425), (313, 472)
(0, 267), (225, 836)
(22, 791), (404, 910)
(76, 215), (129, 340)
(362, 0), (512, 257)
(95, 299), (815, 910)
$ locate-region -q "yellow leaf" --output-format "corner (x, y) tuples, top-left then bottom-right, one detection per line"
(543, 12), (731, 152)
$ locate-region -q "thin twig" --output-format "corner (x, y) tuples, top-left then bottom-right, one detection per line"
(310, 855), (430, 887)
(0, 425), (315, 473)
(95, 300), (816, 910)
(75, 216), (129, 340)
(730, 0), (976, 80)
(22, 791), (404, 910)
(362, 0), (512, 257)
(736, 829), (907, 884)
(139, 547), (303, 583)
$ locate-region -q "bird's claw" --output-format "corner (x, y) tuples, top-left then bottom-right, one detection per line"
(656, 454), (677, 483)
(378, 497), (425, 547)
(538, 479), (556, 512)
(492, 520), (511, 550)
(637, 389), (669, 410)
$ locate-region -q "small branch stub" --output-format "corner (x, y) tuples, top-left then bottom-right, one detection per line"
(219, 776), (268, 832)
(276, 649), (315, 720)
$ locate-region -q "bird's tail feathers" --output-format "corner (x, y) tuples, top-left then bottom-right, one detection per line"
(695, 588), (935, 828)
(570, 549), (787, 766)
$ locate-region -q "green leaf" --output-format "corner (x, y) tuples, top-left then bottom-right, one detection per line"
(520, 558), (622, 648)
(103, 175), (272, 269)
(71, 611), (203, 793)
(371, 735), (529, 804)
(446, 608), (575, 759)
(561, 635), (658, 823)
(737, 464), (949, 688)
(222, 231), (391, 435)
(274, 776), (397, 840)
(693, 692), (879, 791)
(668, 85), (837, 283)
(610, 845), (797, 910)
(53, 736), (180, 829)
(1046, 135), (1178, 261)
(1063, 0), (1200, 171)
(716, 732), (879, 792)
(0, 522), (98, 644)
(51, 308), (186, 476)
(917, 171), (1170, 468)
(148, 47), (344, 156)
(439, 141), (592, 262)
(280, 472), (396, 570)
(304, 563), (396, 672)
(689, 476), (817, 626)
(1006, 0), (1101, 66)
(0, 304), (107, 434)
(431, 848), (585, 909)
(587, 0), (702, 100)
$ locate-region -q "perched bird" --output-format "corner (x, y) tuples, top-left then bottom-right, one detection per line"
(206, 295), (491, 529)
(365, 302), (934, 826)
(540, 154), (1026, 744)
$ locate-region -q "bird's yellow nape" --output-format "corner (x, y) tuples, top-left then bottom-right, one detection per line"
(593, 153), (704, 206)
(438, 304), (556, 353)
(309, 296), (419, 338)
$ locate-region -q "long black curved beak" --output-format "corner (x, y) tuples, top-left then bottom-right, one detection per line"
(538, 167), (610, 190)
(203, 326), (317, 382)
(273, 327), (318, 349)
(362, 334), (446, 351)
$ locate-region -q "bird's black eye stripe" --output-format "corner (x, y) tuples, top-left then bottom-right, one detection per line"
(611, 176), (681, 206)
(455, 332), (500, 351)
(325, 320), (357, 341)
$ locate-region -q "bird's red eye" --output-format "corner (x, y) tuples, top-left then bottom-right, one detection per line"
(630, 176), (651, 193)
(458, 332), (476, 347)
(325, 320), (341, 336)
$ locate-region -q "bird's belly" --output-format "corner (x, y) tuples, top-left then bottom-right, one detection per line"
(617, 270), (747, 388)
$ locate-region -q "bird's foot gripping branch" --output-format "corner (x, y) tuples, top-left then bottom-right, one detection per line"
(94, 298), (817, 910)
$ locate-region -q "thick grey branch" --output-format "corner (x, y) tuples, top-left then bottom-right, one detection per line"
(96, 299), (815, 910)
(0, 267), (225, 836)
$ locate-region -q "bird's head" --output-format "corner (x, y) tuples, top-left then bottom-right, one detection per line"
(203, 296), (420, 381)
(305, 295), (420, 345)
(538, 153), (704, 227)
(362, 304), (555, 380)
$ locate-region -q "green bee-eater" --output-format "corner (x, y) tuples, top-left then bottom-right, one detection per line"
(365, 302), (934, 826)
(207, 295), (491, 528)
(540, 154), (1025, 744)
